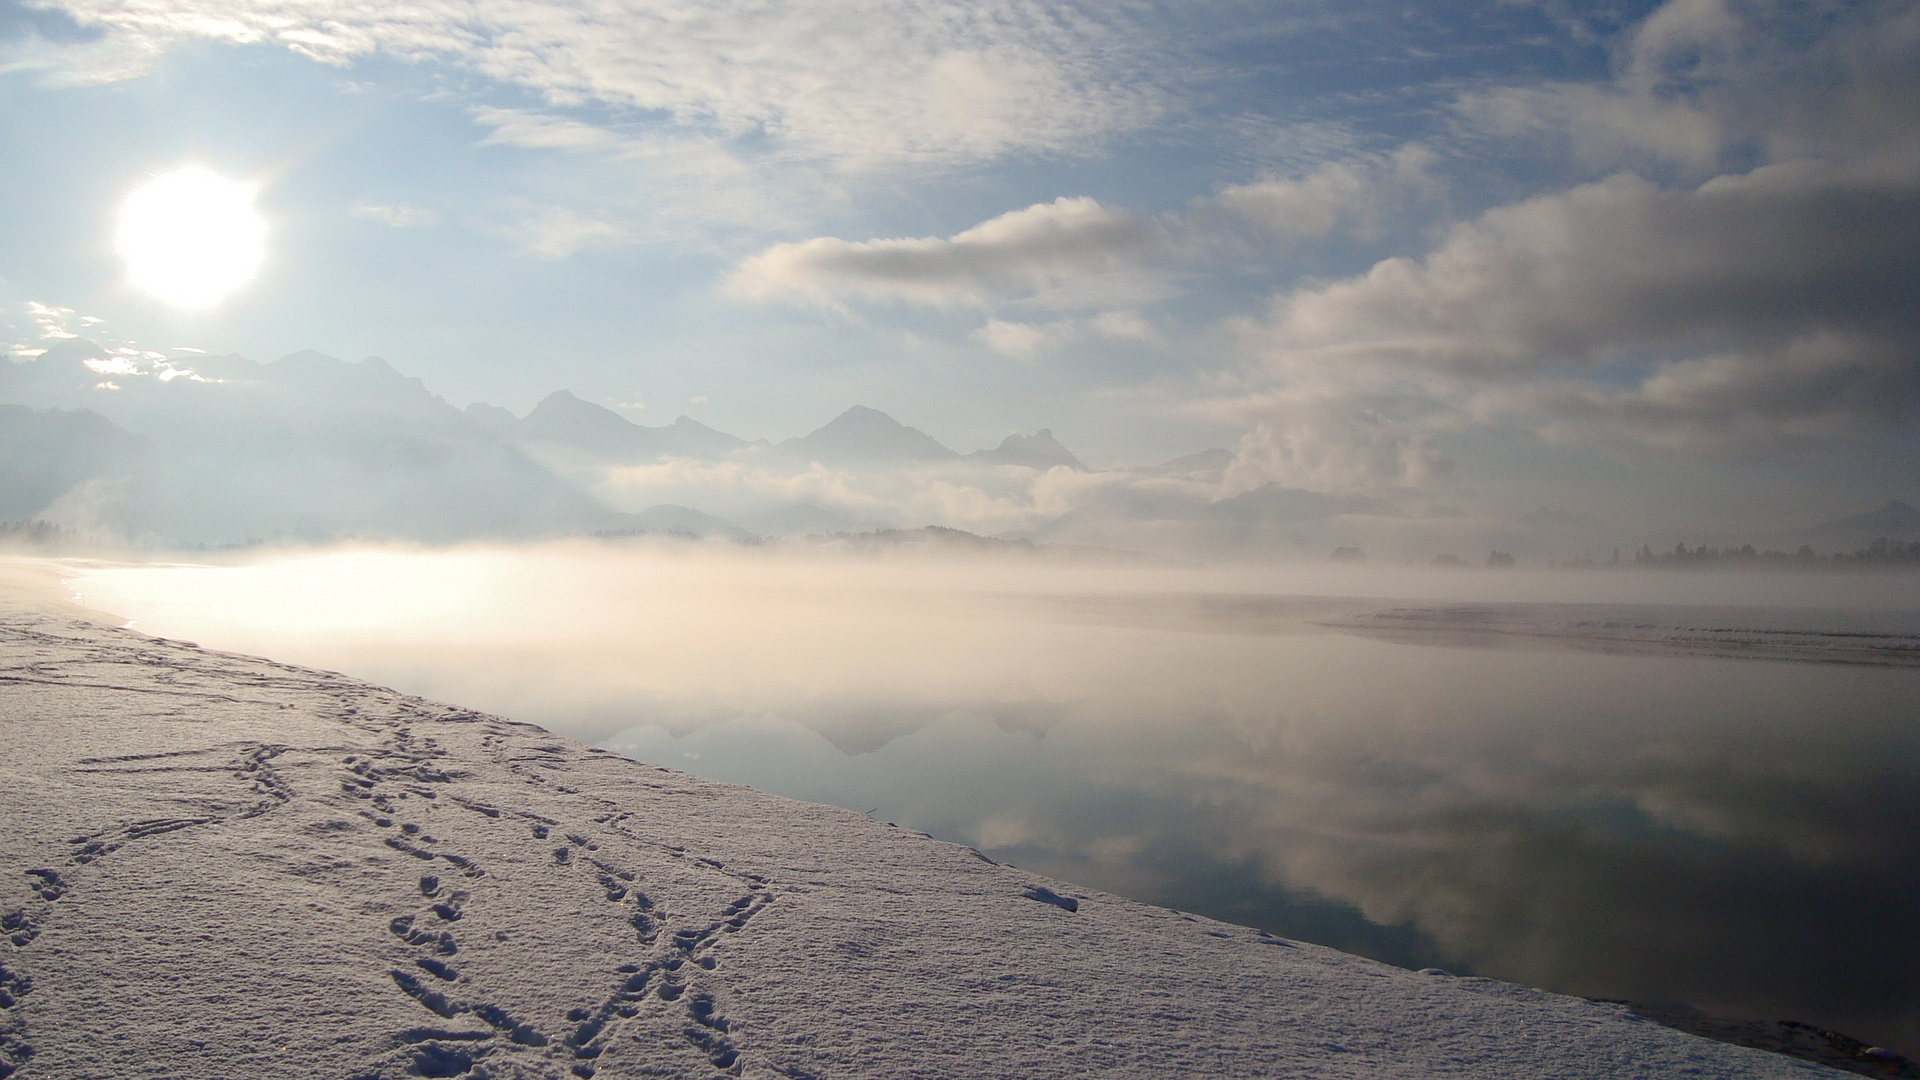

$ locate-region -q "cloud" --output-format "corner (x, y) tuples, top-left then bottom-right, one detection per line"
(1269, 164), (1920, 375)
(1210, 147), (1439, 244)
(350, 201), (439, 228)
(470, 107), (753, 182)
(974, 310), (1160, 358)
(1456, 83), (1727, 174)
(728, 197), (1174, 311)
(473, 107), (621, 153)
(591, 448), (1119, 538)
(1221, 415), (1452, 495)
(1194, 0), (1920, 479)
(1450, 0), (1742, 172)
(1453, 0), (1920, 175)
(729, 145), (1441, 317)
(0, 25), (159, 86)
(477, 205), (625, 260)
(977, 319), (1052, 357)
(463, 107), (791, 241)
(1237, 159), (1920, 457)
(23, 300), (84, 340)
(41, 0), (1162, 165)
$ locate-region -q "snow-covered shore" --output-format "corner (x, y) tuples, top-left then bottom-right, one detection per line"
(0, 574), (1850, 1078)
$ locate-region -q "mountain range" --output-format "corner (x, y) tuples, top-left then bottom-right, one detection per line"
(4, 343), (1912, 557)
(0, 344), (1111, 546)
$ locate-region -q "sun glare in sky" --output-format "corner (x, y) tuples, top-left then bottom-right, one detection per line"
(115, 167), (267, 310)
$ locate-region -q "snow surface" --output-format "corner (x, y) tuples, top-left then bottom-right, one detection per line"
(0, 586), (1850, 1079)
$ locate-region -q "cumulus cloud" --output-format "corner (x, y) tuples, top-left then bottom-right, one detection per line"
(1275, 164), (1919, 372)
(1243, 160), (1920, 454)
(1221, 415), (1453, 495)
(727, 197), (1175, 311)
(39, 0), (1161, 165)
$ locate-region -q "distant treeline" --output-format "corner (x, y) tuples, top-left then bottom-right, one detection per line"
(0, 519), (86, 551)
(1540, 538), (1920, 570)
(1632, 538), (1920, 568)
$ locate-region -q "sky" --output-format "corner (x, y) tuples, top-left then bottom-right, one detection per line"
(1, 0), (1917, 537)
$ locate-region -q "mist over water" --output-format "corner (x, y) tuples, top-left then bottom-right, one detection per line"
(63, 543), (1920, 1054)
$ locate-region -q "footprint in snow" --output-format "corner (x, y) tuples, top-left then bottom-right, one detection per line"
(1022, 886), (1079, 912)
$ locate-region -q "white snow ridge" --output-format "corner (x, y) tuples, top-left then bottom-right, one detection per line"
(0, 599), (1842, 1078)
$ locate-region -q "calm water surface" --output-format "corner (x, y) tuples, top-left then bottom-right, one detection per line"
(65, 547), (1920, 1054)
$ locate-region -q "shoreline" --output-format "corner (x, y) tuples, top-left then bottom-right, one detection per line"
(0, 570), (1866, 1078)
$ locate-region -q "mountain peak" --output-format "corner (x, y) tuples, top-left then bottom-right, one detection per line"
(969, 428), (1086, 471)
(463, 402), (520, 437)
(655, 414), (748, 458)
(263, 351), (434, 402)
(518, 389), (660, 460)
(779, 406), (958, 466)
(529, 388), (585, 409)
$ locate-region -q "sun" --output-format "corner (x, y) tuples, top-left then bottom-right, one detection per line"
(116, 167), (267, 309)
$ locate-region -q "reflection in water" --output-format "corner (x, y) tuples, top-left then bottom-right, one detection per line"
(65, 545), (1920, 1055)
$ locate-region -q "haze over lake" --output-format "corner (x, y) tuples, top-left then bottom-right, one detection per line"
(64, 544), (1920, 1057)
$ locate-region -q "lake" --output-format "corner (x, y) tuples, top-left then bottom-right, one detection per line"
(62, 543), (1920, 1056)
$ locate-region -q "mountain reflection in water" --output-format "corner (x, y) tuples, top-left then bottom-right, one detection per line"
(65, 547), (1920, 1056)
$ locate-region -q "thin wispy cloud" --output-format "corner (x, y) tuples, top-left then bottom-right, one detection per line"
(350, 201), (439, 228)
(478, 205), (627, 260)
(1452, 0), (1920, 175)
(40, 0), (1167, 165)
